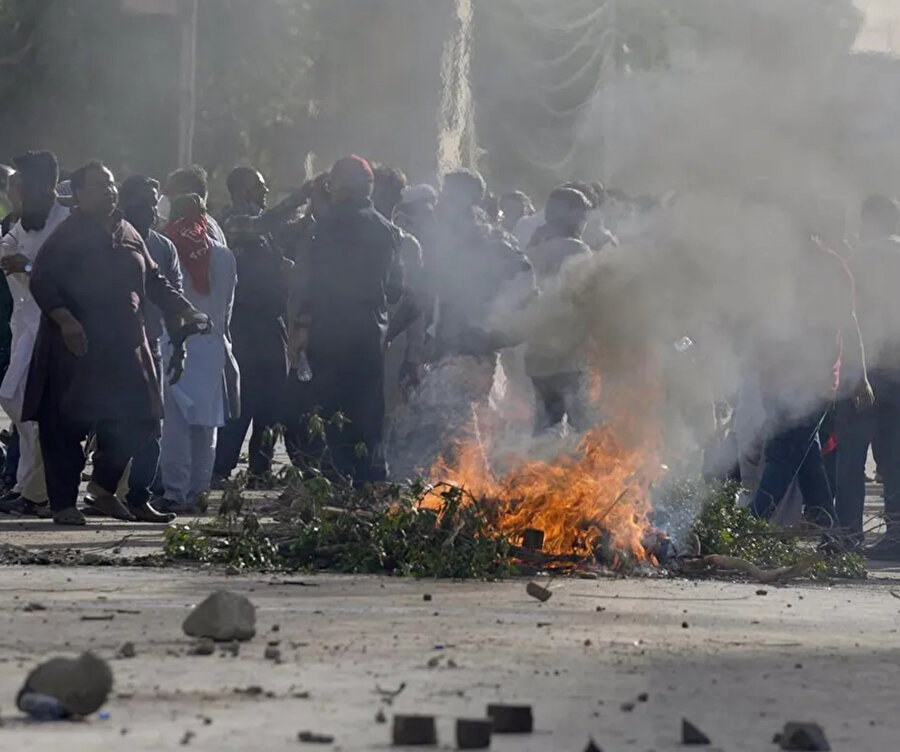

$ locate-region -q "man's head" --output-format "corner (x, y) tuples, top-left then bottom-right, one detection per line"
(499, 190), (533, 231)
(119, 175), (161, 239)
(165, 165), (209, 202)
(860, 194), (900, 241)
(71, 161), (118, 220)
(394, 183), (438, 235)
(330, 155), (374, 205)
(226, 166), (268, 211)
(439, 169), (486, 218)
(545, 186), (592, 239)
(12, 150), (59, 231)
(372, 165), (408, 218)
(561, 181), (600, 210)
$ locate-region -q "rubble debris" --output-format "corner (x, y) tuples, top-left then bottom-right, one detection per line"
(264, 646), (282, 662)
(190, 639), (216, 656)
(487, 704), (533, 733)
(456, 718), (492, 749)
(298, 730), (335, 744)
(584, 739), (604, 752)
(776, 722), (830, 751)
(756, 589), (768, 596)
(522, 528), (545, 551)
(620, 702), (635, 713)
(180, 730), (195, 745)
(23, 602), (47, 612)
(18, 651), (113, 717)
(182, 591), (256, 642)
(392, 714), (437, 745)
(526, 582), (552, 602)
(80, 614), (115, 621)
(681, 718), (711, 745)
(682, 621), (690, 629)
(233, 686), (264, 696)
(116, 642), (136, 659)
(637, 692), (649, 703)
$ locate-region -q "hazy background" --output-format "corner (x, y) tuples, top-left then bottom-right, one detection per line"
(0, 0), (896, 204)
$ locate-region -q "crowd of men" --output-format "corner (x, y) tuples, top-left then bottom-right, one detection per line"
(0, 149), (898, 562)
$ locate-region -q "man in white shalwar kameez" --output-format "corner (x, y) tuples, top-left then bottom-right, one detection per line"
(0, 152), (67, 516)
(158, 195), (238, 513)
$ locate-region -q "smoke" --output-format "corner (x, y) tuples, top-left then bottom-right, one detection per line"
(393, 0), (900, 520)
(492, 0), (900, 449)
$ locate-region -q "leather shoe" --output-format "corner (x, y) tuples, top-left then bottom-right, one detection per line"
(84, 482), (136, 522)
(128, 500), (176, 524)
(53, 507), (87, 526)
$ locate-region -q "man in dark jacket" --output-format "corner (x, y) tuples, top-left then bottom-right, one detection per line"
(23, 161), (208, 526)
(118, 175), (183, 522)
(301, 155), (403, 483)
(212, 166), (294, 485)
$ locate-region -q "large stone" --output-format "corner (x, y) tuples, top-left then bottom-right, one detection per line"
(18, 651), (113, 716)
(778, 722), (830, 751)
(182, 591), (256, 642)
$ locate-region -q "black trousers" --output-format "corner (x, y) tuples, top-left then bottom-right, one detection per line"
(39, 414), (159, 513)
(213, 416), (275, 479)
(308, 351), (386, 484)
(213, 353), (285, 479)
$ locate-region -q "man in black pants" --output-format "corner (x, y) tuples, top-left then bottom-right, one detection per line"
(119, 175), (183, 522)
(212, 166), (295, 486)
(301, 156), (403, 483)
(23, 162), (207, 526)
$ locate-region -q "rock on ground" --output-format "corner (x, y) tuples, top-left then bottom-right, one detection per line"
(182, 590), (256, 642)
(18, 651), (113, 716)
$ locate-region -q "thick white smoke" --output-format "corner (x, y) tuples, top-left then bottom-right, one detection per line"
(496, 0), (900, 463)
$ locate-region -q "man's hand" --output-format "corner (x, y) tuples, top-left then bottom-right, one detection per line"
(167, 342), (187, 385)
(854, 378), (875, 412)
(0, 253), (30, 275)
(60, 318), (88, 357)
(179, 310), (212, 335)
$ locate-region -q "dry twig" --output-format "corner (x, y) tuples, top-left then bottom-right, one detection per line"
(703, 553), (821, 583)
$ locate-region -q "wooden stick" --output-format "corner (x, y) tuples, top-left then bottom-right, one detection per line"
(703, 554), (821, 583)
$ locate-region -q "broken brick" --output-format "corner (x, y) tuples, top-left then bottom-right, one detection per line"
(682, 719), (711, 745)
(456, 718), (492, 749)
(487, 704), (533, 733)
(392, 714), (437, 745)
(526, 582), (552, 602)
(778, 722), (830, 751)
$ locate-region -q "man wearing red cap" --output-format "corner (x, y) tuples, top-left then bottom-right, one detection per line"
(298, 155), (403, 483)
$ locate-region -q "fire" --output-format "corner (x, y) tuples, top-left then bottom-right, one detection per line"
(428, 372), (663, 563)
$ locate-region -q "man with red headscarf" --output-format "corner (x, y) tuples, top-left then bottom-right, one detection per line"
(299, 155), (403, 483)
(157, 193), (239, 514)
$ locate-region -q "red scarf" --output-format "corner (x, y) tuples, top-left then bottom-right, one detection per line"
(166, 213), (211, 295)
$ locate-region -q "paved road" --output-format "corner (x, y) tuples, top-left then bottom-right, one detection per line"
(0, 569), (899, 751)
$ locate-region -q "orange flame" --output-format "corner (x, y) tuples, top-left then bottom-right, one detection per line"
(428, 370), (663, 562)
